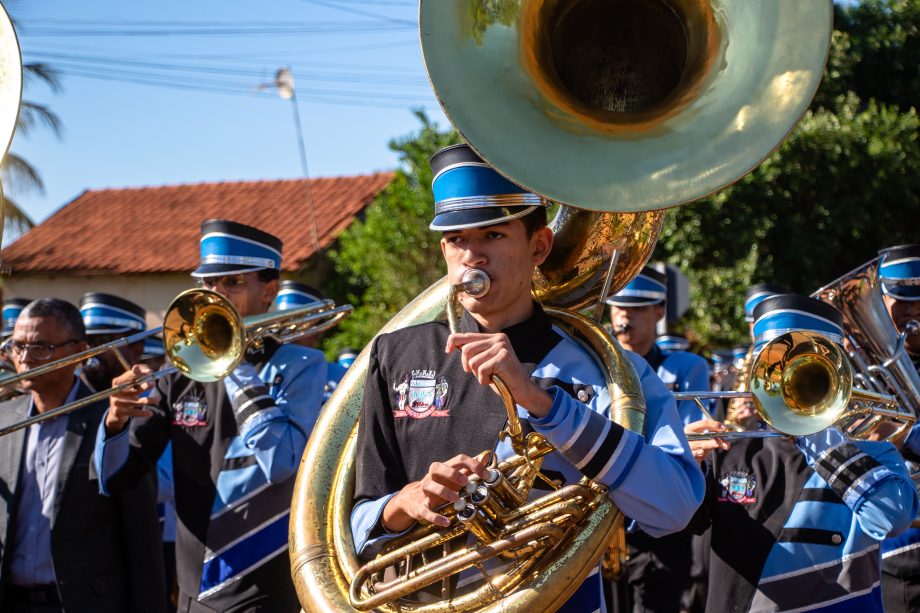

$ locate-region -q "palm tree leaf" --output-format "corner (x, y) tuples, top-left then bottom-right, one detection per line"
(23, 62), (63, 94)
(0, 188), (35, 246)
(17, 101), (63, 139)
(1, 152), (45, 195)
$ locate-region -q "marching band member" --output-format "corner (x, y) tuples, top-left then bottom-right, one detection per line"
(2, 298), (31, 341)
(273, 280), (348, 403)
(78, 292), (147, 393)
(743, 283), (788, 339)
(0, 299), (165, 613)
(656, 334), (691, 353)
(692, 293), (918, 612)
(1, 298), (31, 400)
(351, 144), (704, 613)
(607, 267), (711, 426)
(95, 220), (327, 612)
(877, 244), (920, 612)
(727, 284), (788, 432)
(607, 269), (711, 612)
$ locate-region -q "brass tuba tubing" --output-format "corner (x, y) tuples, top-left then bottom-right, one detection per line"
(350, 523), (567, 611)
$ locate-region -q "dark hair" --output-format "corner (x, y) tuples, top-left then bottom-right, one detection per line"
(257, 268), (281, 282)
(20, 298), (86, 341)
(519, 206), (548, 237)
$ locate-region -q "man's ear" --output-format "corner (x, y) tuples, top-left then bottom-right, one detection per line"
(655, 303), (666, 322)
(263, 278), (280, 307)
(531, 226), (554, 266)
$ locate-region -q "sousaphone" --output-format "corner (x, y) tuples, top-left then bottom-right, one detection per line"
(290, 1), (832, 611)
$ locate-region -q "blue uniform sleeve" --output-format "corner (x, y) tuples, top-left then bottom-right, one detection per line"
(94, 420), (132, 495)
(351, 495), (417, 558)
(529, 351), (705, 537)
(223, 345), (327, 484)
(798, 429), (919, 539)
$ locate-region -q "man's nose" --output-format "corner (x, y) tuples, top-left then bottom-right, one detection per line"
(460, 243), (487, 266)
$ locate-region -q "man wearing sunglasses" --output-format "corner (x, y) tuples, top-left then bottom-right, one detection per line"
(95, 219), (327, 613)
(0, 298), (165, 613)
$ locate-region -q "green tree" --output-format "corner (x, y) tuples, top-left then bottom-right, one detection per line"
(325, 111), (459, 354)
(815, 0), (920, 112)
(657, 95), (920, 351)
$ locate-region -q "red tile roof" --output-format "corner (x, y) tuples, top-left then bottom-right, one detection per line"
(1, 173), (394, 275)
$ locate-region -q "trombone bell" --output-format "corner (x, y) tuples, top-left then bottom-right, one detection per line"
(163, 290), (243, 383)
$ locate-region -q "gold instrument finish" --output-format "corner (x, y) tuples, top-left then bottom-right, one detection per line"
(684, 331), (913, 442)
(164, 290), (244, 382)
(533, 208), (663, 311)
(420, 0), (832, 212)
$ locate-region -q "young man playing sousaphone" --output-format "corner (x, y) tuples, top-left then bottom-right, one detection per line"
(351, 144), (704, 612)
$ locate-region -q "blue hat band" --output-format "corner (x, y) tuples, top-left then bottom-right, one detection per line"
(82, 304), (146, 334)
(434, 193), (543, 215)
(744, 291), (775, 322)
(880, 257), (920, 301)
(432, 163), (528, 203)
(753, 308), (844, 350)
(143, 339), (165, 357)
(2, 306), (24, 334)
(197, 233), (281, 277)
(607, 273), (667, 306)
(275, 289), (323, 311)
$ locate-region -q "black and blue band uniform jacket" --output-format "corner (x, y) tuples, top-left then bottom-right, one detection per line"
(95, 339), (326, 612)
(351, 305), (705, 613)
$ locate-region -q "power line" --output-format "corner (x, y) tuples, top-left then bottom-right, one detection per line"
(18, 21), (411, 37)
(25, 52), (430, 86)
(52, 66), (436, 108)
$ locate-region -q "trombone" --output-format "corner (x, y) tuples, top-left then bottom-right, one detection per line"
(678, 330), (912, 443)
(0, 288), (352, 437)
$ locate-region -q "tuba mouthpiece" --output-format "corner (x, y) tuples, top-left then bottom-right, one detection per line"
(459, 268), (491, 297)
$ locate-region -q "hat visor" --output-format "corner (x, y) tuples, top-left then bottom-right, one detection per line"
(605, 296), (665, 307)
(192, 263), (269, 278)
(882, 284), (920, 301)
(430, 205), (538, 232)
(86, 326), (142, 336)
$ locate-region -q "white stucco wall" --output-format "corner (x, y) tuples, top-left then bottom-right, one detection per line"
(3, 274), (196, 329)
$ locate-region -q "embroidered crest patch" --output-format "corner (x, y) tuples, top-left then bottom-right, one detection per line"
(172, 392), (208, 427)
(393, 370), (449, 419)
(719, 471), (757, 504)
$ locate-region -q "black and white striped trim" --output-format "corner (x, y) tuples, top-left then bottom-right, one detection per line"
(814, 443), (891, 506)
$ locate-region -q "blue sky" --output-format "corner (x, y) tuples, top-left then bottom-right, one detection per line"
(6, 0), (449, 227)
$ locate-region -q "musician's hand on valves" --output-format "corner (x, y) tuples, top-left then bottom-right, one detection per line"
(684, 419), (730, 464)
(382, 454), (491, 532)
(104, 364), (157, 435)
(446, 332), (553, 417)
